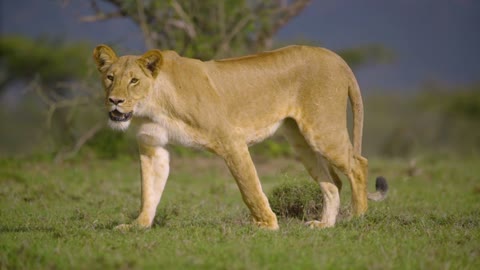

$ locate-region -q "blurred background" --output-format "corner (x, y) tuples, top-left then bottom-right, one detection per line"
(0, 0), (479, 162)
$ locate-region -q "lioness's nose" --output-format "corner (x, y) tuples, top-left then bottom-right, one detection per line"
(109, 97), (125, 105)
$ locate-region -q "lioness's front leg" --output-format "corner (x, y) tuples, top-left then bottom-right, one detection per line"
(220, 142), (278, 230)
(115, 145), (169, 230)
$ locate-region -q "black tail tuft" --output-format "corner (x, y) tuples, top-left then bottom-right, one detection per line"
(367, 176), (388, 201)
(375, 176), (388, 194)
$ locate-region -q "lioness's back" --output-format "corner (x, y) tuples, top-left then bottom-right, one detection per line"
(207, 45), (353, 86)
(205, 46), (354, 107)
(212, 45), (337, 64)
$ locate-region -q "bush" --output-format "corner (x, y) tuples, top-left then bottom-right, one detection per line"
(268, 180), (323, 221)
(86, 128), (135, 159)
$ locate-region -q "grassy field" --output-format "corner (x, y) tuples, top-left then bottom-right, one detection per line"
(1, 154), (479, 269)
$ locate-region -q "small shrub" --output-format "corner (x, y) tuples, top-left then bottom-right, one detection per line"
(268, 180), (323, 221)
(250, 137), (293, 158)
(86, 128), (134, 158)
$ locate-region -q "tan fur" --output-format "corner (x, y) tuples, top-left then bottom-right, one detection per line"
(93, 44), (380, 230)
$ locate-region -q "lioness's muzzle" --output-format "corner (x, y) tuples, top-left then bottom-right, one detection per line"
(109, 110), (133, 122)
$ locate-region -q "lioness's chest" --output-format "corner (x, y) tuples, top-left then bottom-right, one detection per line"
(136, 118), (207, 149)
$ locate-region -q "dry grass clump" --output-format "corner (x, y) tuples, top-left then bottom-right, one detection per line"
(269, 180), (323, 221)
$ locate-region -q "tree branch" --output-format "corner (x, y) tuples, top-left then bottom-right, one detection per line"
(255, 0), (312, 50)
(166, 19), (196, 39)
(80, 11), (124, 22)
(79, 0), (125, 22)
(136, 0), (155, 49)
(271, 0), (312, 36)
(215, 14), (253, 58)
(54, 122), (105, 163)
(170, 0), (196, 38)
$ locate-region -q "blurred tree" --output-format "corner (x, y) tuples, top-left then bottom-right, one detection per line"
(0, 36), (90, 94)
(444, 89), (480, 121)
(81, 0), (312, 59)
(337, 44), (395, 70)
(82, 0), (394, 68)
(0, 36), (103, 159)
(418, 85), (480, 154)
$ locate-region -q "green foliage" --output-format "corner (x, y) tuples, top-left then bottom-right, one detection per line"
(338, 44), (395, 69)
(0, 35), (91, 89)
(86, 128), (136, 159)
(250, 138), (292, 158)
(0, 35), (106, 159)
(440, 89), (480, 120)
(268, 180), (323, 220)
(415, 85), (480, 154)
(363, 84), (480, 157)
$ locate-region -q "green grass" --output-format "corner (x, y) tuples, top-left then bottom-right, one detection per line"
(1, 155), (479, 269)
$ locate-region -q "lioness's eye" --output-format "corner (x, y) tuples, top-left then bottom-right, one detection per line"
(106, 75), (114, 81)
(130, 78), (139, 84)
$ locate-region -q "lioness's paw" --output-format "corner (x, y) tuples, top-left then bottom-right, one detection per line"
(305, 220), (334, 229)
(254, 221), (279, 230)
(113, 222), (150, 231)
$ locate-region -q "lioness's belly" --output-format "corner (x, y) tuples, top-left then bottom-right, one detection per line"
(245, 120), (284, 146)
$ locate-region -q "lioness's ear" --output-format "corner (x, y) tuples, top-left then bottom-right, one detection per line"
(137, 50), (163, 77)
(93, 44), (117, 73)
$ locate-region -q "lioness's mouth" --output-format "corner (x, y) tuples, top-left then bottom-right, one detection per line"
(109, 110), (133, 122)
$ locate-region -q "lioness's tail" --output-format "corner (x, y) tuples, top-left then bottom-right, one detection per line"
(348, 78), (388, 202)
(368, 176), (389, 201)
(348, 79), (364, 155)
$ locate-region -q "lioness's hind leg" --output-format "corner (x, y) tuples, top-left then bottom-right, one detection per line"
(304, 181), (340, 229)
(281, 119), (340, 228)
(299, 122), (368, 218)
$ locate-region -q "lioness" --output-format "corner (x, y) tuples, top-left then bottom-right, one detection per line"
(93, 44), (387, 230)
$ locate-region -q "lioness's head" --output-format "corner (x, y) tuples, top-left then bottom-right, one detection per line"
(93, 45), (162, 131)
